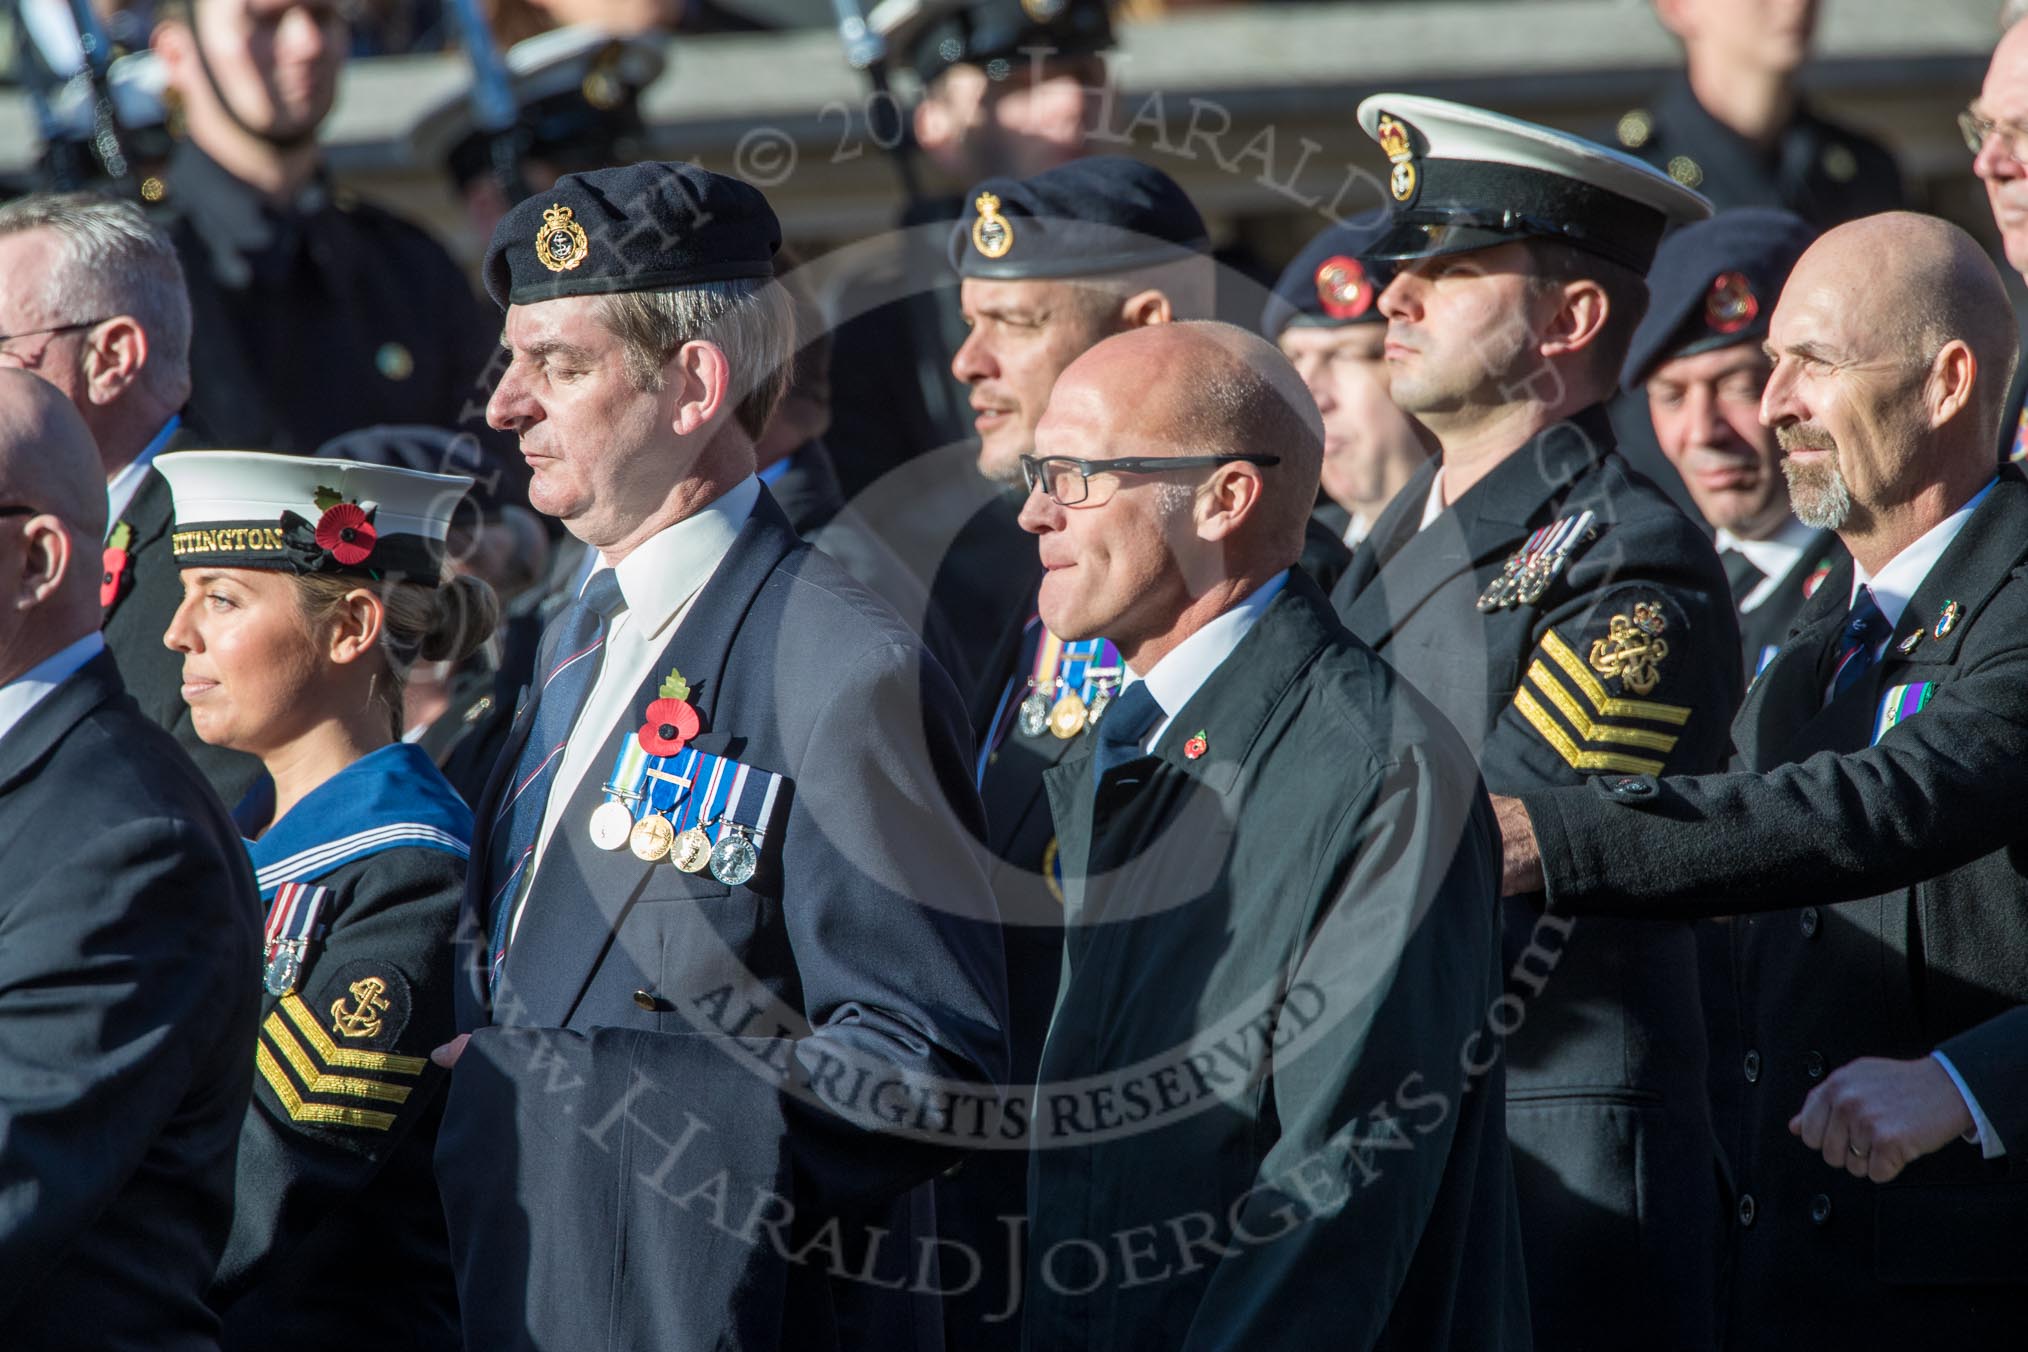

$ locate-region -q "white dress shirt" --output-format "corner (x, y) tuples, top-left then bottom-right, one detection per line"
(517, 477), (759, 926)
(1715, 515), (1819, 614)
(1122, 570), (1288, 750)
(0, 632), (105, 748)
(104, 415), (180, 536)
(1343, 510), (1372, 549)
(1418, 468), (1448, 531)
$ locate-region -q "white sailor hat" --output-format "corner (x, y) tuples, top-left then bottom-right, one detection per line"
(155, 451), (473, 585)
(1355, 93), (1712, 274)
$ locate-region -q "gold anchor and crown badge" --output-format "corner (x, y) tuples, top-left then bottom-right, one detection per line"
(536, 203), (590, 273)
(1588, 602), (1671, 696)
(972, 192), (1015, 260)
(331, 976), (392, 1040)
(1376, 114), (1418, 203)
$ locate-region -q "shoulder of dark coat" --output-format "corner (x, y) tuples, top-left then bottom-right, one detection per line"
(768, 541), (935, 664)
(1285, 629), (1481, 790)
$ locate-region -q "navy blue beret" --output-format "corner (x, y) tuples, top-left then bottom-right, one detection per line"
(316, 425), (506, 518)
(483, 161), (780, 309)
(1620, 206), (1817, 390)
(949, 156), (1208, 281)
(880, 0), (1113, 86)
(1261, 212), (1398, 338)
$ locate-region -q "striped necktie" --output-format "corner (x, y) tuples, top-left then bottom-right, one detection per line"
(1827, 585), (1890, 704)
(484, 567), (626, 989)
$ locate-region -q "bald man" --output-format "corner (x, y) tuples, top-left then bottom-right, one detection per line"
(0, 371), (261, 1350)
(1496, 214), (2028, 1346)
(1018, 323), (1527, 1350)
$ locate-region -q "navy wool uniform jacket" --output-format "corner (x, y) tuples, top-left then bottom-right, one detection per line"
(437, 490), (1010, 1352)
(0, 652), (262, 1351)
(1331, 404), (1741, 1350)
(99, 439), (264, 807)
(211, 744), (471, 1350)
(1733, 527), (1846, 683)
(1522, 467), (2028, 1348)
(1027, 575), (1530, 1352)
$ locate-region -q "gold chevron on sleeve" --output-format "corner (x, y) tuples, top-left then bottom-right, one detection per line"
(262, 1012), (414, 1104)
(256, 1044), (398, 1131)
(1513, 688), (1668, 776)
(278, 994), (428, 1075)
(1526, 663), (1682, 753)
(1540, 629), (1693, 725)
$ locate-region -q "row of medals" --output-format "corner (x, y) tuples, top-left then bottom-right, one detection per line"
(1020, 671), (1119, 741)
(588, 792), (759, 887)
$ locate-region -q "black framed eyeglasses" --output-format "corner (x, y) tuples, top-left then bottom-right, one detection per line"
(0, 505), (43, 520)
(0, 318), (112, 350)
(1019, 453), (1281, 508)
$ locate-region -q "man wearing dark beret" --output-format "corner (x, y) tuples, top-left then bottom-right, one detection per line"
(430, 160), (1009, 1350)
(922, 151), (1214, 1351)
(1261, 213), (1435, 553)
(1328, 93), (1742, 1350)
(1623, 207), (1838, 683)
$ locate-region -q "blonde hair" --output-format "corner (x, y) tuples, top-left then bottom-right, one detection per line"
(292, 570), (500, 737)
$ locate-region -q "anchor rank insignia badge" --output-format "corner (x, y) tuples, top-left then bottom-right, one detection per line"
(1588, 601), (1671, 695)
(1478, 510), (1597, 612)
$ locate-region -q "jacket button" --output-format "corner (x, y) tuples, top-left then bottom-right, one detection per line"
(1810, 1194), (1832, 1225)
(1805, 1050), (1826, 1079)
(632, 989), (659, 1011)
(1738, 1194), (1757, 1227)
(1799, 907), (1820, 938)
(1743, 1049), (1761, 1083)
(1611, 777), (1656, 798)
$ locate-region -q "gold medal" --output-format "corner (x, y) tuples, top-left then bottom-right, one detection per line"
(672, 826), (712, 873)
(1048, 689), (1089, 739)
(629, 814), (675, 862)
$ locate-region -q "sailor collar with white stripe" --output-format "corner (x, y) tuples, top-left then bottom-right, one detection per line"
(247, 742), (474, 900)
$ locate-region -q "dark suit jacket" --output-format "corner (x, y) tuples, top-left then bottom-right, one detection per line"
(1522, 468), (2028, 1346)
(1735, 527), (1845, 681)
(435, 493), (1009, 1351)
(1945, 1007), (2028, 1164)
(0, 651), (261, 1351)
(102, 444), (264, 808)
(1027, 575), (1529, 1351)
(1331, 405), (1741, 1349)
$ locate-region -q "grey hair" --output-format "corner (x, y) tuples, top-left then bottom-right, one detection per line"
(2006, 0), (2028, 30)
(0, 192), (192, 408)
(593, 278), (797, 440)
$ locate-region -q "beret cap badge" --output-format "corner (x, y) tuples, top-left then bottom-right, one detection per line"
(536, 203), (590, 273)
(1705, 271), (1758, 334)
(1314, 255), (1373, 320)
(1377, 114), (1417, 204)
(972, 192), (1015, 260)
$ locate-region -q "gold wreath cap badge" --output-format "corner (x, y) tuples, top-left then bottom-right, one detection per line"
(1376, 114), (1418, 203)
(972, 192), (1015, 260)
(536, 203), (590, 273)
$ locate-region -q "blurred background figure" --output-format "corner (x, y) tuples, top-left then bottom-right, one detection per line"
(148, 0), (504, 461)
(1260, 211), (1435, 553)
(1617, 0), (1905, 225)
(1971, 10), (2028, 459)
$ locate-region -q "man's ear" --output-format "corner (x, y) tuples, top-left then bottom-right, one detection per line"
(1536, 278), (1611, 364)
(670, 340), (731, 437)
(1119, 289), (1175, 330)
(1195, 464), (1265, 543)
(1924, 339), (1977, 432)
(12, 515), (73, 612)
(324, 589), (386, 666)
(82, 317), (149, 407)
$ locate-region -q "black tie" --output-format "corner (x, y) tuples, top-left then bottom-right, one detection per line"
(1091, 681), (1163, 791)
(1721, 547), (1765, 605)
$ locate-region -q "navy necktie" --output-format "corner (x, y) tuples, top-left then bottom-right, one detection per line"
(1827, 585), (1890, 704)
(1091, 681), (1163, 791)
(485, 567), (627, 988)
(1721, 548), (1765, 605)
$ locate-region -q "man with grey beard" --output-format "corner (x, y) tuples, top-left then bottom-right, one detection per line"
(1496, 211), (2028, 1347)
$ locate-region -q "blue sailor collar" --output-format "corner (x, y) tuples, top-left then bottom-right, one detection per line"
(246, 742), (473, 901)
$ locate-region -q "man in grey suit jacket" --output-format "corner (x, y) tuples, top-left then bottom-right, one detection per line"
(432, 163), (1008, 1351)
(0, 371), (261, 1349)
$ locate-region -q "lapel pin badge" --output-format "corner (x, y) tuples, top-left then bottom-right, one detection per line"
(1183, 731), (1208, 761)
(1896, 629), (1922, 655)
(1932, 600), (1962, 641)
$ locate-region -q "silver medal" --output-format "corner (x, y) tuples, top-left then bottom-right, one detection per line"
(709, 829), (759, 887)
(588, 800), (635, 851)
(263, 945), (302, 997)
(1018, 691), (1051, 738)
